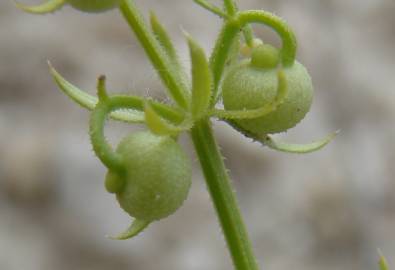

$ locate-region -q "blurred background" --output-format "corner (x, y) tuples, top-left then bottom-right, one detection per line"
(0, 0), (394, 269)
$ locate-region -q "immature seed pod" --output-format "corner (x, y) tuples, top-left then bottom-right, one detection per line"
(105, 131), (192, 222)
(67, 0), (120, 12)
(222, 44), (313, 135)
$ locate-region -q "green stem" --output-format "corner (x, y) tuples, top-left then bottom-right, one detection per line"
(223, 0), (254, 47)
(242, 26), (254, 47)
(237, 10), (297, 66)
(119, 0), (190, 109)
(90, 95), (143, 173)
(190, 119), (259, 270)
(117, 1), (259, 268)
(223, 0), (237, 16)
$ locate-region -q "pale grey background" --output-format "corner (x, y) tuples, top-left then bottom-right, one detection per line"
(0, 0), (394, 270)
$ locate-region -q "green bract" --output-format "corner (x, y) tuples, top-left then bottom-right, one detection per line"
(68, 0), (120, 12)
(222, 45), (313, 135)
(107, 131), (191, 221)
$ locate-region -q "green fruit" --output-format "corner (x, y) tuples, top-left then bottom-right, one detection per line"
(250, 44), (279, 69)
(105, 131), (192, 221)
(222, 46), (313, 135)
(67, 0), (120, 12)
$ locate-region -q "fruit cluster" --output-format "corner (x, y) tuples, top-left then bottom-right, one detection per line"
(16, 0), (335, 240)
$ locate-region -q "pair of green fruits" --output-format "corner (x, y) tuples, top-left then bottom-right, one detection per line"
(102, 44), (313, 238)
(17, 0), (314, 238)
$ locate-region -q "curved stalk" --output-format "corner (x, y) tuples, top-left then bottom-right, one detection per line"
(237, 10), (296, 66)
(210, 10), (297, 101)
(191, 119), (259, 270)
(223, 0), (253, 46)
(90, 94), (143, 173)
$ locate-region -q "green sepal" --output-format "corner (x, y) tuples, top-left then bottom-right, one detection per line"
(108, 219), (150, 240)
(226, 118), (337, 154)
(186, 34), (212, 120)
(14, 0), (65, 14)
(144, 102), (192, 136)
(264, 131), (339, 154)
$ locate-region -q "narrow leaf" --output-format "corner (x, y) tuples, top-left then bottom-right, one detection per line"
(187, 34), (212, 119)
(264, 131), (339, 154)
(120, 1), (189, 109)
(108, 219), (150, 240)
(193, 0), (228, 18)
(14, 0), (65, 14)
(150, 12), (178, 63)
(49, 63), (145, 123)
(150, 12), (190, 89)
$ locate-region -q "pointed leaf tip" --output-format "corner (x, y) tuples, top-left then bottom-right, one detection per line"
(150, 12), (177, 61)
(15, 0), (65, 14)
(150, 13), (190, 96)
(48, 63), (98, 110)
(264, 131), (338, 154)
(96, 75), (109, 101)
(378, 249), (389, 270)
(108, 219), (150, 240)
(48, 64), (145, 123)
(187, 35), (212, 119)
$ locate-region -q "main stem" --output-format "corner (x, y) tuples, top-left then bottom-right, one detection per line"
(118, 1), (258, 268)
(191, 119), (259, 270)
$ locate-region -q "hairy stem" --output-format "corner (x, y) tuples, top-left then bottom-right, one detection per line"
(90, 95), (144, 173)
(223, 0), (254, 47)
(223, 0), (237, 16)
(191, 119), (259, 270)
(118, 1), (259, 268)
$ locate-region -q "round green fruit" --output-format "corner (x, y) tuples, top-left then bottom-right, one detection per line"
(222, 46), (313, 135)
(105, 131), (191, 222)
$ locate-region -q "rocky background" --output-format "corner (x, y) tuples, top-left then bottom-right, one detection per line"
(0, 0), (394, 270)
